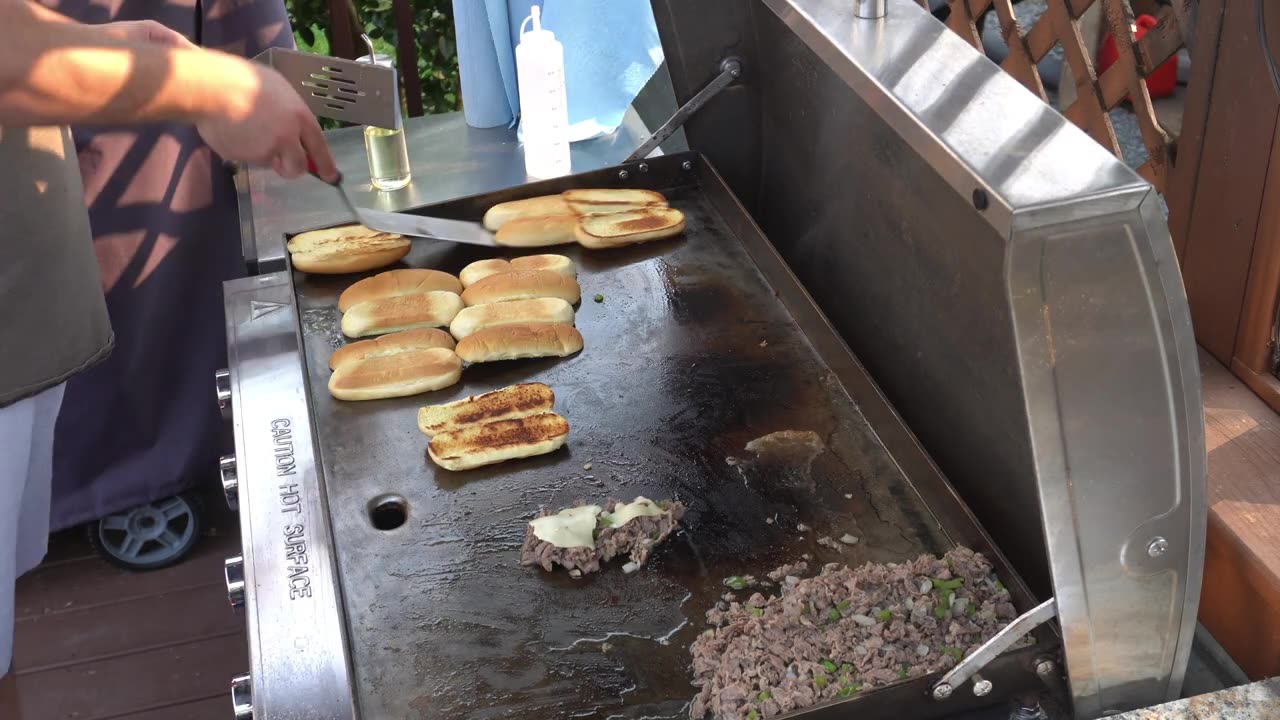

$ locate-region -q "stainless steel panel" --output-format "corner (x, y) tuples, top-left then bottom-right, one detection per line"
(236, 111), (656, 274)
(1006, 191), (1205, 716)
(651, 0), (1204, 716)
(223, 273), (358, 720)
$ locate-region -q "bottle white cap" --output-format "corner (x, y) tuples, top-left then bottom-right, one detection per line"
(520, 5), (556, 44)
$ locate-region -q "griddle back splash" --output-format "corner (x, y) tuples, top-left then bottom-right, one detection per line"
(289, 154), (1046, 719)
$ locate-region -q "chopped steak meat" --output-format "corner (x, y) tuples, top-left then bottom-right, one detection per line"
(689, 547), (1016, 720)
(519, 499), (685, 575)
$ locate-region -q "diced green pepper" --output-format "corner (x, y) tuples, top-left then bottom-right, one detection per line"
(820, 659), (838, 673)
(941, 646), (964, 662)
(836, 599), (851, 612)
(813, 674), (828, 690)
(931, 578), (964, 591)
(839, 664), (854, 675)
(746, 711), (759, 720)
(749, 606), (764, 617)
(597, 516), (613, 527)
(876, 609), (892, 622)
(897, 667), (909, 680)
(994, 579), (1005, 592)
(934, 606), (948, 619)
(758, 691), (772, 702)
(964, 603), (976, 618)
(724, 576), (748, 591)
(827, 608), (842, 622)
(593, 294), (604, 303)
(837, 683), (862, 697)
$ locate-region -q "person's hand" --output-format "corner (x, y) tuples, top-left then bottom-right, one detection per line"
(195, 62), (338, 182)
(98, 19), (194, 48)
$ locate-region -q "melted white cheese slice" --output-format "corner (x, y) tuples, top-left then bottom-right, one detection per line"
(600, 497), (665, 529)
(529, 505), (602, 548)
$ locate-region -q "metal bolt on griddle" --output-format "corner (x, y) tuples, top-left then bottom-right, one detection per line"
(618, 169), (631, 180)
(1035, 658), (1056, 677)
(638, 163), (649, 173)
(972, 675), (993, 697)
(932, 683), (953, 701)
(682, 160), (693, 171)
(1147, 537), (1169, 557)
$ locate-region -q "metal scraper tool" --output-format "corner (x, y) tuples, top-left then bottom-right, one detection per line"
(309, 162), (498, 247)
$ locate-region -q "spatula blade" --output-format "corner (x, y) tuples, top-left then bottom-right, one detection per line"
(357, 207), (499, 247)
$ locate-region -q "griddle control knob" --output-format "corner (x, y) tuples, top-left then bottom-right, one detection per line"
(220, 455), (239, 511)
(230, 673), (253, 719)
(224, 555), (246, 608)
(215, 368), (232, 419)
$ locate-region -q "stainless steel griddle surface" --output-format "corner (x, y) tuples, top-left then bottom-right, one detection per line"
(291, 156), (1029, 719)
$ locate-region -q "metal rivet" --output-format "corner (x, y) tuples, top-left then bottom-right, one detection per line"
(681, 160), (693, 171)
(1147, 537), (1169, 557)
(972, 188), (989, 210)
(618, 169), (630, 180)
(1035, 658), (1056, 677)
(638, 163), (649, 173)
(932, 683), (953, 701)
(972, 675), (992, 697)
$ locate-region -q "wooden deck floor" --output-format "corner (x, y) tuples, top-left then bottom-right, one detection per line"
(0, 492), (245, 720)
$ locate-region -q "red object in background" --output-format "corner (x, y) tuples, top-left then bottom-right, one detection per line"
(1097, 14), (1178, 99)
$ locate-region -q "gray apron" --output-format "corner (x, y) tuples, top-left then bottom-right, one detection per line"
(45, 0), (295, 530)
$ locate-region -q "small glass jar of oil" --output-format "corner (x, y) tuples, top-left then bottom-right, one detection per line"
(356, 53), (411, 191)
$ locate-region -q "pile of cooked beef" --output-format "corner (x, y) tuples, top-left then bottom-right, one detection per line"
(520, 499), (686, 576)
(690, 547), (1016, 720)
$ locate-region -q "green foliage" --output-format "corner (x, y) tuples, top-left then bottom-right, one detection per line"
(286, 0), (460, 116)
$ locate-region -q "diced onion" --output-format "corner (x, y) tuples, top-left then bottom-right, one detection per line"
(622, 561), (640, 574)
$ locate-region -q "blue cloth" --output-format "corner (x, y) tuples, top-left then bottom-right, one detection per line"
(452, 0), (663, 140)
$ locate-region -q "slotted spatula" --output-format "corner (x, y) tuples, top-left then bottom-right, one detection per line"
(308, 161), (498, 247)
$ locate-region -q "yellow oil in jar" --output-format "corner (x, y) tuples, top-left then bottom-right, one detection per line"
(364, 125), (411, 191)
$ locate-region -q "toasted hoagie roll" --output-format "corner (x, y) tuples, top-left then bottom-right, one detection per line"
(417, 382), (555, 436)
(427, 412), (570, 471)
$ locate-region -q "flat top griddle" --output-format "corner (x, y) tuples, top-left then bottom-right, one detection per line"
(291, 155), (1036, 719)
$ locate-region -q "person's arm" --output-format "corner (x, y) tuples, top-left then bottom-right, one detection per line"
(0, 0), (337, 179)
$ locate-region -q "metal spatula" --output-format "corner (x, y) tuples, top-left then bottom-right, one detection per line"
(309, 162), (498, 247)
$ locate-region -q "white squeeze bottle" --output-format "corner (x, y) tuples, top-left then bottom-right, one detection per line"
(516, 5), (571, 179)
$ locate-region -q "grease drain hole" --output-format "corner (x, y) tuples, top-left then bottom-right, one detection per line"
(368, 494), (408, 531)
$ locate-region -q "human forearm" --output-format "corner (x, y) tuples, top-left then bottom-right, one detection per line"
(0, 1), (256, 126)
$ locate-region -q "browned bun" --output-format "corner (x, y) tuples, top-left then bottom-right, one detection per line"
(575, 207), (686, 249)
(455, 323), (583, 363)
(417, 382), (555, 436)
(427, 412), (570, 471)
(509, 254), (575, 278)
(460, 269), (581, 307)
(340, 291), (464, 338)
(494, 214), (578, 247)
(337, 269), (461, 312)
(287, 225), (410, 274)
(561, 188), (667, 216)
(327, 347), (462, 401)
(459, 258), (513, 288)
(329, 328), (456, 371)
